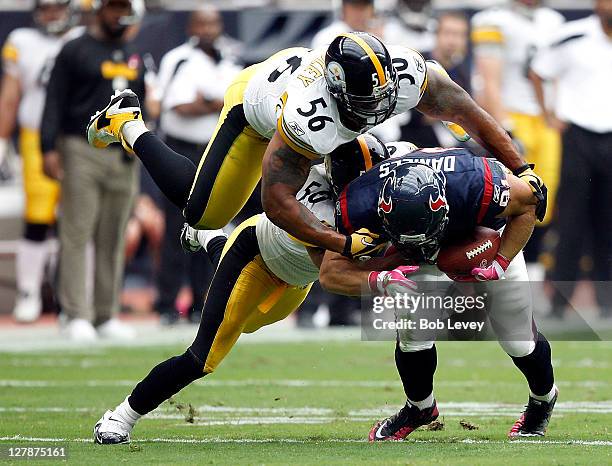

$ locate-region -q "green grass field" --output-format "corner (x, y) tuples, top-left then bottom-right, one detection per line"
(0, 338), (610, 464)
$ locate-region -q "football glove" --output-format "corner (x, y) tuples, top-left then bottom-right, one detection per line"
(471, 253), (510, 281)
(343, 228), (387, 260)
(513, 163), (547, 222)
(368, 265), (420, 296)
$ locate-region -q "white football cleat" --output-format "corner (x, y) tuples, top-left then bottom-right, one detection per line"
(86, 89), (142, 154)
(13, 291), (41, 323)
(64, 318), (98, 341)
(96, 318), (136, 340)
(94, 410), (132, 445)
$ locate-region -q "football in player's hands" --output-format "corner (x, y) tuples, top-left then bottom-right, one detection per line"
(437, 227), (501, 279)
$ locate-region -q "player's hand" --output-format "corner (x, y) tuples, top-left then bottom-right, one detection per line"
(514, 164), (547, 222)
(368, 265), (420, 296)
(471, 253), (510, 281)
(43, 150), (63, 181)
(343, 228), (387, 260)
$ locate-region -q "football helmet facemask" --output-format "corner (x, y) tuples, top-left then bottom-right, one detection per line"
(378, 162), (449, 264)
(325, 133), (390, 197)
(325, 32), (398, 131)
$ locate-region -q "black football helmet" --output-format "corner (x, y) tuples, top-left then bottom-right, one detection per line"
(378, 163), (449, 263)
(325, 32), (398, 131)
(325, 133), (389, 197)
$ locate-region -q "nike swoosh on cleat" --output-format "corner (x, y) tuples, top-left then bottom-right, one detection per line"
(375, 420), (388, 440)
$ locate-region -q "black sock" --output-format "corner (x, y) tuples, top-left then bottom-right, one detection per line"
(133, 132), (197, 209)
(128, 349), (204, 415)
(510, 332), (555, 397)
(206, 236), (227, 268)
(395, 343), (437, 402)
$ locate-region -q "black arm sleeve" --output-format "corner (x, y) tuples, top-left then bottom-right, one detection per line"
(133, 131), (197, 209)
(41, 45), (71, 154)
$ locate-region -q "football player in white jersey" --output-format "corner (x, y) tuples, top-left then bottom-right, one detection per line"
(88, 32), (547, 263)
(92, 134), (419, 444)
(0, 0), (74, 322)
(472, 0), (564, 231)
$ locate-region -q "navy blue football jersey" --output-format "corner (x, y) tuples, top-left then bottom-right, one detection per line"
(336, 145), (509, 244)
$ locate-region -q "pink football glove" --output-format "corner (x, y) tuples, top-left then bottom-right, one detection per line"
(471, 253), (511, 281)
(368, 265), (420, 296)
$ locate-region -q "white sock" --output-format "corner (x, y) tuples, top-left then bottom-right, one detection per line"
(16, 239), (48, 297)
(114, 396), (142, 428)
(531, 384), (557, 403)
(122, 120), (149, 148)
(196, 229), (227, 251)
(407, 392), (435, 410)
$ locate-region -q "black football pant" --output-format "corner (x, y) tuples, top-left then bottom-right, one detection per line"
(549, 124), (612, 315)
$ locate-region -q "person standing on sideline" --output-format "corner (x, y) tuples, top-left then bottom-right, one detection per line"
(530, 0), (612, 319)
(41, 0), (146, 340)
(471, 0), (564, 262)
(0, 0), (74, 323)
(152, 6), (241, 325)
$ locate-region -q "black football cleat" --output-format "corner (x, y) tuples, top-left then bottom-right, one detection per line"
(369, 401), (439, 441)
(508, 387), (558, 438)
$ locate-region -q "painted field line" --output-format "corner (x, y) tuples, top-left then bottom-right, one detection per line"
(0, 435), (610, 446)
(0, 379), (606, 388)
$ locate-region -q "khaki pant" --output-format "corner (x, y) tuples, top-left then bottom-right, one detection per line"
(57, 136), (138, 325)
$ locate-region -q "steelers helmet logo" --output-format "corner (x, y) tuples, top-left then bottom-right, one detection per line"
(326, 61), (346, 91)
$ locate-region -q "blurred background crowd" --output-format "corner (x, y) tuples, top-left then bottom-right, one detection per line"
(0, 0), (609, 340)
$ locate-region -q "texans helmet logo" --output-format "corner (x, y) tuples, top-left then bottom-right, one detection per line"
(378, 177), (394, 214)
(429, 193), (447, 212)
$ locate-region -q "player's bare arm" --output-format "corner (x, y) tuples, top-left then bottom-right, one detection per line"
(416, 68), (524, 171)
(0, 71), (21, 140)
(416, 68), (548, 221)
(474, 54), (507, 125)
(261, 132), (347, 254)
(496, 173), (537, 261)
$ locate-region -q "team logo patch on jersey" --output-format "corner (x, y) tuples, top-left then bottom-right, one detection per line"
(288, 121), (305, 136)
(326, 61), (347, 92)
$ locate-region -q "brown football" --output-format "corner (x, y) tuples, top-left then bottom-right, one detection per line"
(437, 227), (501, 277)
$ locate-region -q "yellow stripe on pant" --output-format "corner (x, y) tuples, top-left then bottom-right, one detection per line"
(202, 215), (311, 374)
(186, 48), (307, 230)
(508, 112), (561, 225)
(19, 128), (60, 224)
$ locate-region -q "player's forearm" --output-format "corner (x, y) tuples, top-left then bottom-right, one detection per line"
(263, 187), (346, 253)
(418, 73), (525, 172)
(0, 74), (20, 138)
(498, 207), (536, 261)
(528, 70), (548, 117)
(318, 251), (370, 296)
(173, 98), (223, 116)
(261, 136), (347, 254)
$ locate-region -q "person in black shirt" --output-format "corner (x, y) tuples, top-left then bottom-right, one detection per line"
(41, 0), (145, 340)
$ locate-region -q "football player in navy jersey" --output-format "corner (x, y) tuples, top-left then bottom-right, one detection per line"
(319, 140), (558, 440)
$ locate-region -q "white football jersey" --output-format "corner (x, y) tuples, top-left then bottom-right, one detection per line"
(256, 164), (335, 287)
(243, 47), (315, 140)
(243, 45), (427, 157)
(471, 7), (564, 116)
(1, 28), (65, 130)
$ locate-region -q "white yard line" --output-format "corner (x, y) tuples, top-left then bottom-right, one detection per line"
(1, 401), (611, 418)
(0, 435), (610, 446)
(0, 379), (606, 388)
